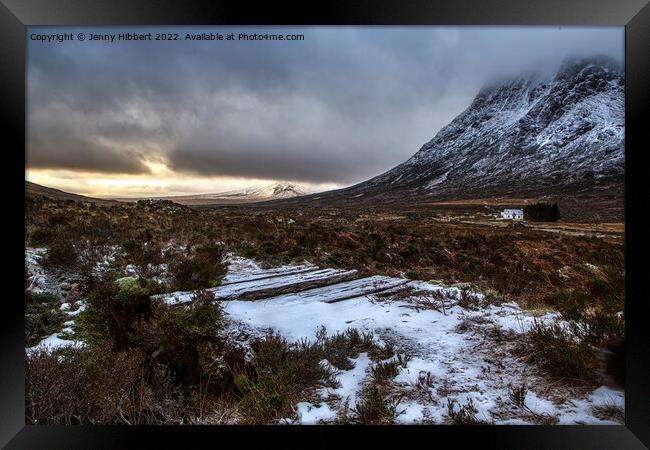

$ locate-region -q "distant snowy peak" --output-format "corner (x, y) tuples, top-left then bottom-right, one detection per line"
(355, 55), (624, 197)
(186, 182), (308, 201)
(217, 183), (307, 200)
(268, 183), (308, 199)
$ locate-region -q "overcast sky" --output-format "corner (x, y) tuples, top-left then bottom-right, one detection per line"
(26, 26), (623, 198)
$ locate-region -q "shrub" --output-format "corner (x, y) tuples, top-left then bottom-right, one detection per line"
(79, 275), (153, 351)
(234, 332), (337, 424)
(122, 241), (165, 280)
(236, 241), (257, 258)
(25, 345), (179, 425)
(169, 244), (226, 291)
(545, 289), (623, 346)
(121, 239), (141, 253)
(42, 237), (79, 269)
(582, 310), (624, 346)
(371, 360), (400, 384)
(28, 288), (231, 425)
(405, 270), (421, 280)
(233, 328), (387, 424)
(141, 290), (224, 386)
(25, 291), (66, 347)
(483, 288), (503, 306)
(28, 226), (55, 246)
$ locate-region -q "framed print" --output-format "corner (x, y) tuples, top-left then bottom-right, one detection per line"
(2, 0), (649, 448)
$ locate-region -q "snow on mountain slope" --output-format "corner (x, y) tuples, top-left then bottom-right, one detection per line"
(354, 55), (623, 198)
(273, 55), (623, 210)
(212, 182), (308, 200)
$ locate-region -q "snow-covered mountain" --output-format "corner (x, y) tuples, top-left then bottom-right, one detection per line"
(144, 182), (309, 205)
(363, 55), (623, 197)
(282, 55), (624, 207)
(208, 183), (308, 200)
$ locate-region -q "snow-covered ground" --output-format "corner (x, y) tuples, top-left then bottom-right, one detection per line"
(25, 248), (86, 353)
(161, 256), (625, 425)
(25, 249), (624, 425)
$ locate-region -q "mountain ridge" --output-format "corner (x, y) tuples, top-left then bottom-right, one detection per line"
(260, 54), (624, 218)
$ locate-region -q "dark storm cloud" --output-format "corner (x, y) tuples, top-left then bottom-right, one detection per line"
(27, 26), (623, 183)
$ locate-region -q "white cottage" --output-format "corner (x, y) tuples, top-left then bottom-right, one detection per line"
(500, 208), (524, 220)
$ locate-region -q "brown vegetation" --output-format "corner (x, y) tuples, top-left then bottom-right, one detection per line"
(26, 194), (624, 310)
(24, 193), (625, 424)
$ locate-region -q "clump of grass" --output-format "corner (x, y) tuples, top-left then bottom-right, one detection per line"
(346, 351), (408, 424)
(233, 327), (400, 424)
(482, 288), (504, 306)
(446, 398), (488, 425)
(545, 288), (624, 346)
(416, 371), (435, 389)
(315, 327), (377, 370)
(524, 284), (624, 387)
(371, 360), (400, 384)
(233, 332), (338, 424)
(525, 319), (599, 385)
(581, 310), (624, 347)
(367, 341), (396, 362)
(455, 314), (490, 333)
(233, 328), (390, 424)
(121, 240), (165, 280)
(508, 382), (528, 408)
(506, 383), (559, 425)
(592, 404), (624, 423)
(458, 288), (481, 311)
(545, 290), (590, 322)
(350, 386), (403, 425)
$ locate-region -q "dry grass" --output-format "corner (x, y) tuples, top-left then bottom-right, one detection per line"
(26, 194), (624, 311)
(24, 194), (625, 424)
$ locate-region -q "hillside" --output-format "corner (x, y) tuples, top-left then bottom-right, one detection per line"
(25, 181), (119, 205)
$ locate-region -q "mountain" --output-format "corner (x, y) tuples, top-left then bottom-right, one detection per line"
(269, 55), (624, 218)
(202, 183), (308, 201)
(25, 181), (119, 205)
(127, 182), (309, 205)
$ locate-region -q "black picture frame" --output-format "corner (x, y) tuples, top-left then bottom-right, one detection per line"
(2, 0), (648, 448)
